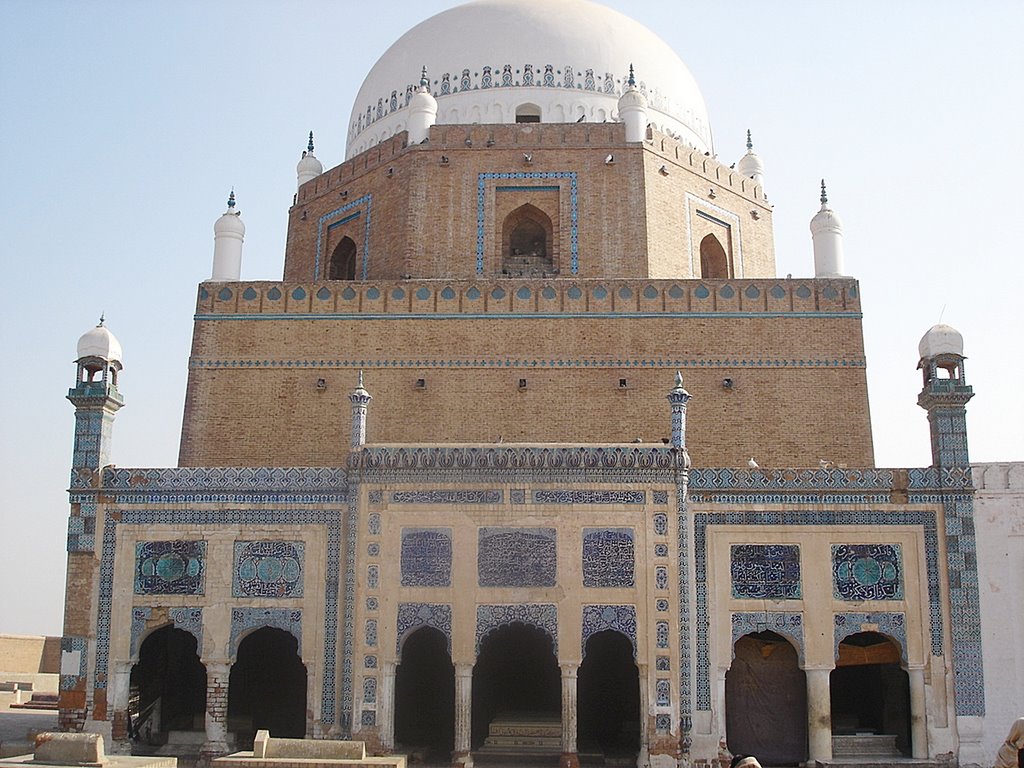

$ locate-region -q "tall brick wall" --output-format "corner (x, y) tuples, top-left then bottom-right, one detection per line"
(179, 278), (872, 468)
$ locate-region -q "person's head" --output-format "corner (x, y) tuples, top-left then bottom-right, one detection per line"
(730, 756), (762, 768)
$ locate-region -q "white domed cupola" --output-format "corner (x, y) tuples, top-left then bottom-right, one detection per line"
(407, 67), (439, 144)
(736, 129), (765, 187)
(617, 64), (648, 143)
(296, 131), (324, 190)
(210, 190), (245, 282)
(345, 0), (713, 158)
(74, 315), (123, 386)
(810, 180), (844, 277)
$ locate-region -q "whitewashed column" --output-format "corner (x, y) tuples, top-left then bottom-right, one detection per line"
(908, 666), (927, 758)
(380, 661), (397, 750)
(560, 663), (580, 768)
(109, 661), (132, 753)
(454, 663), (474, 767)
(805, 667), (833, 761)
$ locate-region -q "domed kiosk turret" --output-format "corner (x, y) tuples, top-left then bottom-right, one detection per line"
(810, 179), (844, 277)
(617, 65), (648, 143)
(297, 131), (324, 190)
(210, 191), (245, 282)
(68, 317), (125, 472)
(736, 129), (765, 188)
(407, 67), (439, 145)
(917, 323), (974, 468)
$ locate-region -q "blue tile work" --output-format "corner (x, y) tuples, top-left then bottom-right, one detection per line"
(582, 529), (634, 587)
(477, 604), (558, 654)
(361, 710), (376, 727)
(653, 513), (668, 535)
(134, 541), (205, 595)
(535, 490), (645, 504)
(655, 567), (668, 590)
(67, 493), (98, 552)
(397, 603), (453, 654)
(368, 490), (384, 504)
(368, 564), (379, 589)
(581, 605), (637, 656)
(477, 173), (578, 274)
(94, 508), (340, 731)
(59, 636), (88, 691)
(908, 491), (985, 716)
(401, 528), (452, 587)
(690, 467), (895, 491)
(655, 714), (672, 733)
(656, 621), (669, 648)
(653, 490), (669, 505)
(364, 655), (377, 669)
(233, 541), (304, 598)
(656, 679), (671, 706)
(510, 489), (526, 504)
(391, 490), (502, 504)
(731, 613), (804, 664)
(693, 509), (941, 713)
(832, 544), (903, 600)
(656, 599), (669, 612)
(130, 606), (204, 657)
(366, 597), (378, 612)
(368, 513), (381, 535)
(654, 544), (668, 557)
(102, 467), (348, 502)
(834, 613), (906, 663)
(315, 195), (372, 280)
(656, 656), (670, 671)
(365, 619), (377, 647)
(363, 677), (376, 704)
(478, 528), (556, 587)
(229, 608), (302, 658)
(676, 484), (691, 738)
(730, 544), (802, 599)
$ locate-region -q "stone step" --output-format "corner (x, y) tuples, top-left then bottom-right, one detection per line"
(832, 734), (901, 758)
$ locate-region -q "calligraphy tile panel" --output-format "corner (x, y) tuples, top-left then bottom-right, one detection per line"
(135, 540), (205, 595)
(730, 544), (801, 599)
(401, 528), (452, 586)
(233, 540), (304, 598)
(582, 528), (634, 587)
(832, 544), (903, 600)
(478, 528), (556, 586)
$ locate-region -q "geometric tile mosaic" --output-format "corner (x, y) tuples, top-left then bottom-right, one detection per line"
(134, 540), (205, 595)
(478, 528), (556, 587)
(832, 544), (902, 600)
(130, 606), (204, 658)
(401, 528), (452, 587)
(582, 528), (634, 587)
(229, 608), (302, 658)
(233, 541), (304, 598)
(834, 612), (906, 664)
(730, 544), (801, 599)
(730, 612), (804, 664)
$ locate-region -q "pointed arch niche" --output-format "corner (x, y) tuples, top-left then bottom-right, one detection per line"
(501, 202), (557, 277)
(328, 236), (358, 280)
(699, 233), (731, 279)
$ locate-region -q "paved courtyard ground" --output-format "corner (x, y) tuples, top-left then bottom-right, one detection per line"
(0, 693), (57, 757)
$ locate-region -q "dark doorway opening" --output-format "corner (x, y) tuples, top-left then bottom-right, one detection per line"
(394, 627), (455, 760)
(578, 630), (640, 761)
(329, 236), (357, 280)
(726, 631), (807, 766)
(227, 628), (306, 746)
(831, 632), (910, 755)
(471, 622), (560, 749)
(130, 626), (206, 746)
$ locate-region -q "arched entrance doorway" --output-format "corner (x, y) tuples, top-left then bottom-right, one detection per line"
(578, 630), (640, 762)
(227, 628), (306, 746)
(501, 204), (554, 277)
(394, 627), (455, 760)
(130, 626), (206, 747)
(472, 623), (560, 750)
(328, 236), (357, 280)
(831, 632), (910, 755)
(699, 234), (730, 278)
(725, 631), (807, 765)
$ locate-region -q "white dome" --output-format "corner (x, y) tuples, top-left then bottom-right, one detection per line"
(346, 0), (712, 158)
(77, 320), (122, 363)
(215, 192), (245, 237)
(736, 150), (763, 179)
(810, 204), (842, 234)
(297, 152), (323, 179)
(919, 323), (964, 360)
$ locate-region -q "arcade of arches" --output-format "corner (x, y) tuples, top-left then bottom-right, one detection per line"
(726, 631), (916, 766)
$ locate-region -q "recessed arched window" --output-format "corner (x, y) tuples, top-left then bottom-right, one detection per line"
(328, 236), (357, 280)
(515, 103), (541, 123)
(699, 233), (730, 278)
(502, 204), (554, 276)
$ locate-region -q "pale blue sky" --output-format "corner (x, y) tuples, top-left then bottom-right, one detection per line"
(2, 1), (1022, 635)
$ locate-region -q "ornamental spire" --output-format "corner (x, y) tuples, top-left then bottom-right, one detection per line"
(227, 189), (236, 209)
(420, 66), (429, 88)
(820, 179), (828, 206)
(746, 129), (753, 151)
(627, 63), (636, 87)
(307, 131), (315, 153)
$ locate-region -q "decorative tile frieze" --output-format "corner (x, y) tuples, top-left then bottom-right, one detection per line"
(731, 612), (804, 664)
(233, 541), (304, 598)
(478, 528), (556, 587)
(730, 544), (801, 599)
(134, 541), (205, 595)
(689, 467), (895, 491)
(392, 489), (502, 504)
(103, 466), (348, 494)
(832, 544), (902, 600)
(535, 489), (645, 504)
(401, 528), (452, 587)
(581, 605), (637, 656)
(582, 529), (634, 587)
(229, 608), (302, 658)
(397, 603), (452, 653)
(477, 604), (557, 654)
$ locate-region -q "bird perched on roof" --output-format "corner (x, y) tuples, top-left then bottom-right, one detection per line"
(747, 457), (759, 469)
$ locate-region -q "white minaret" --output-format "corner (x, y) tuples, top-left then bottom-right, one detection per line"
(810, 180), (845, 277)
(407, 67), (438, 145)
(736, 129), (765, 188)
(617, 65), (648, 144)
(296, 131), (323, 190)
(210, 190), (245, 282)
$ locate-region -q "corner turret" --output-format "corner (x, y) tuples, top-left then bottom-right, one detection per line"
(297, 131), (324, 190)
(810, 179), (845, 277)
(67, 317), (124, 472)
(407, 67), (438, 145)
(210, 190), (245, 282)
(618, 65), (648, 144)
(735, 129), (765, 188)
